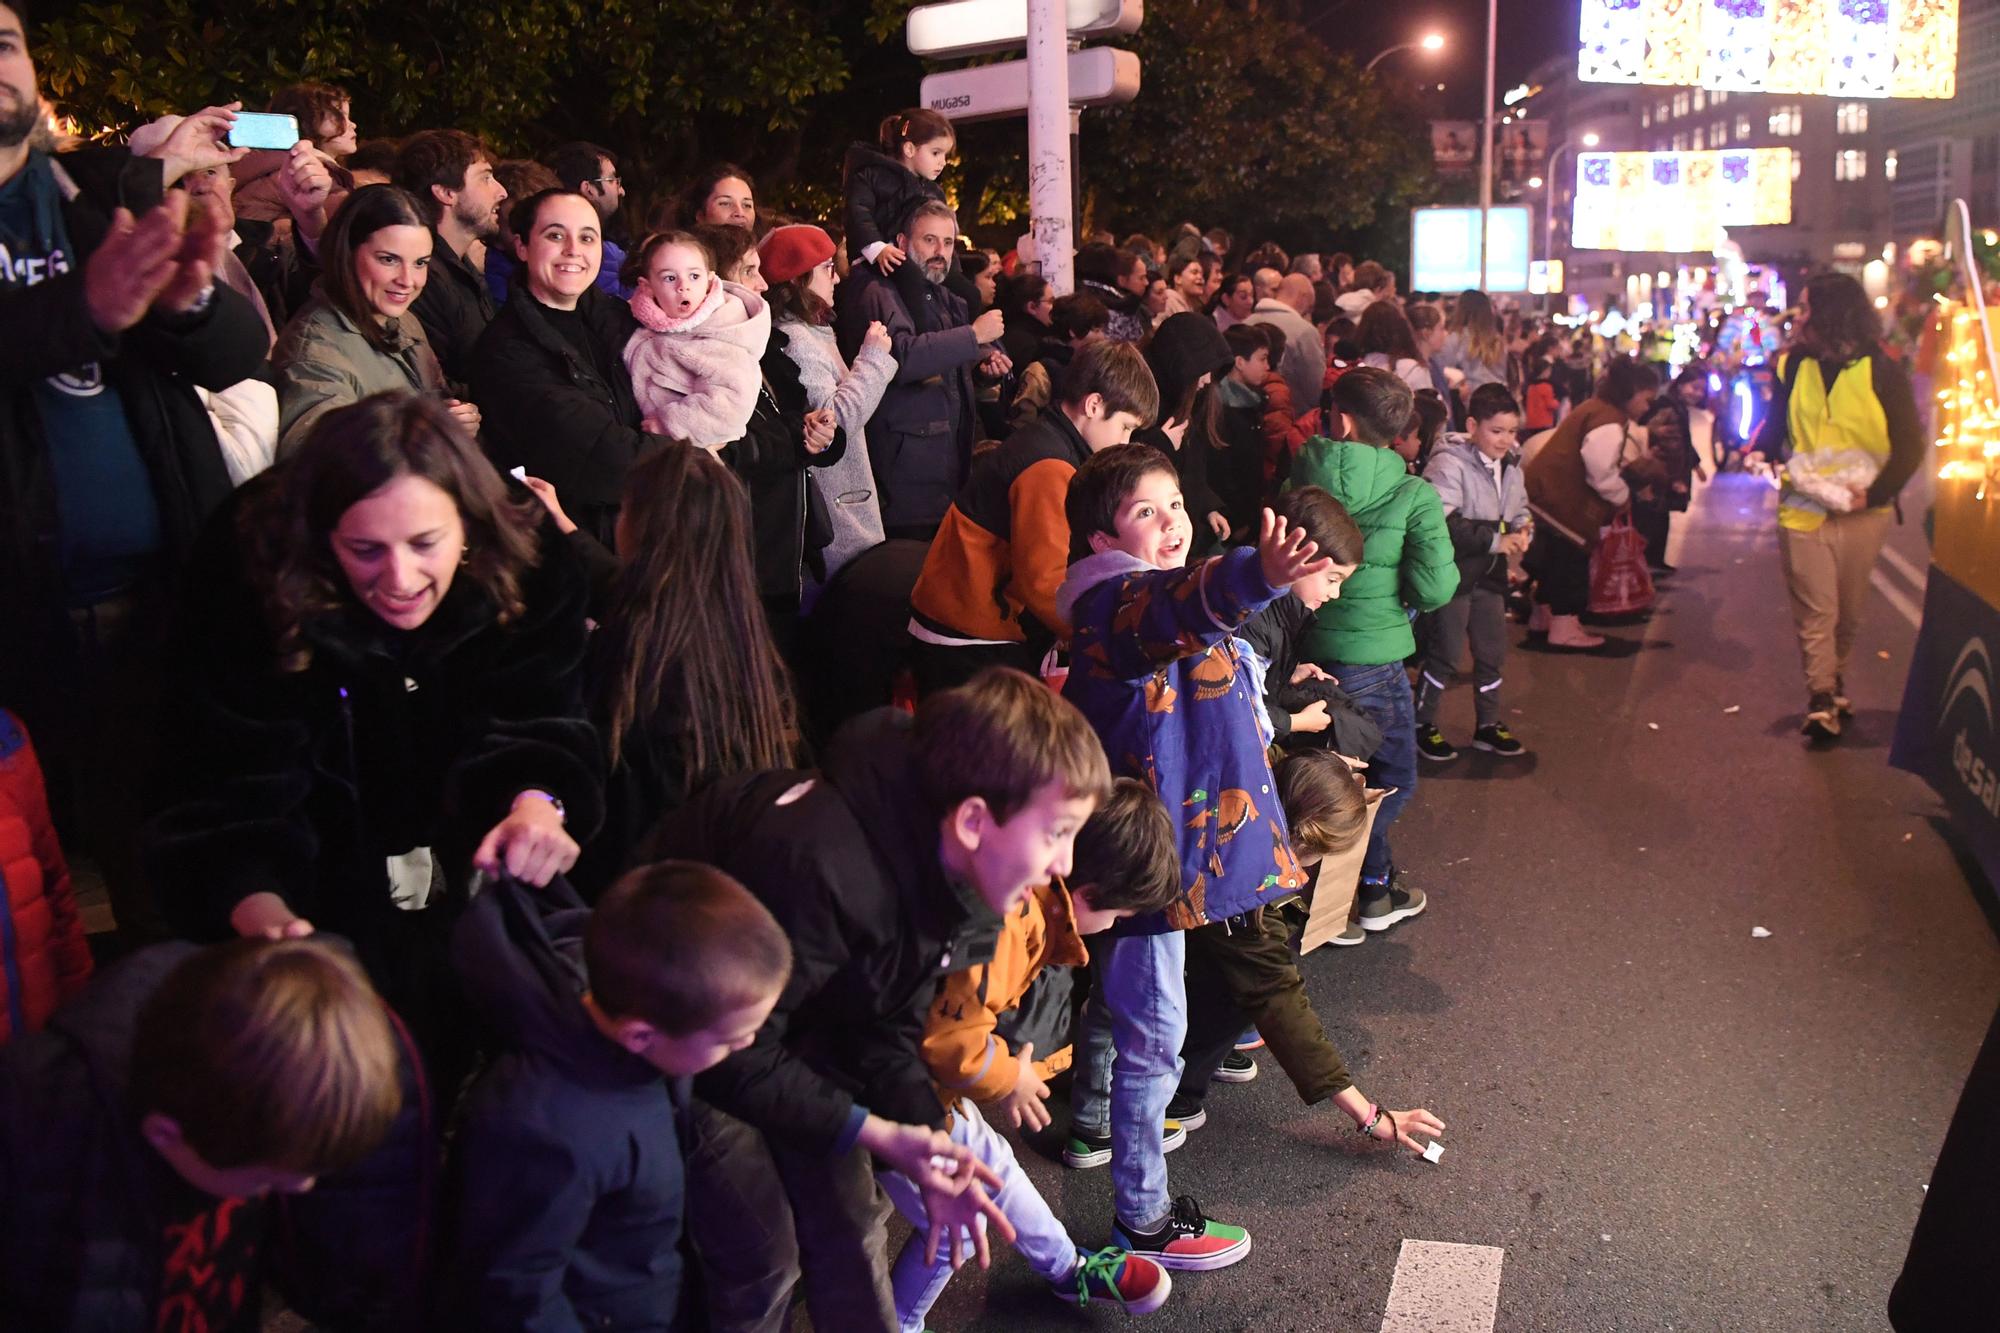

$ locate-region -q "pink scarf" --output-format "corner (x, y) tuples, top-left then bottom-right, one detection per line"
(630, 273), (726, 333)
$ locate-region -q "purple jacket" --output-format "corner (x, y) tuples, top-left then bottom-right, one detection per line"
(1056, 547), (1310, 934)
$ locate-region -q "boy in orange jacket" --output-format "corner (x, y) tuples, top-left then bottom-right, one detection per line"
(881, 779), (1183, 1325)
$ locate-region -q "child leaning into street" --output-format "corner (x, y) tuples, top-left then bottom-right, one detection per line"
(1170, 747), (1448, 1144)
(1052, 442), (1330, 1271)
(1289, 366), (1460, 934)
(1416, 382), (1533, 763)
(882, 778), (1186, 1326)
(621, 229), (773, 448)
(843, 107), (980, 311)
(443, 863), (793, 1327)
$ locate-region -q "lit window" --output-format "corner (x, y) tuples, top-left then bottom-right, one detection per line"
(1691, 127), (1705, 149)
(1673, 91), (1689, 117)
(1693, 89), (1706, 112)
(1768, 105), (1802, 137)
(1713, 121), (1728, 144)
(1658, 99), (1671, 122)
(1736, 114), (1752, 139)
(1885, 149), (1899, 180)
(1642, 106), (1652, 128)
(1791, 153), (1803, 181)
(1836, 149), (1869, 181)
(1837, 102), (1869, 134)
(1713, 90), (1728, 105)
(1673, 133), (1688, 151)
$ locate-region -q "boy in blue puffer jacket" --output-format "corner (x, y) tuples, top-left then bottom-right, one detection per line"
(1416, 382), (1533, 762)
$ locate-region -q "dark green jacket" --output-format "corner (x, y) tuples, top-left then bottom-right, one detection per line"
(1288, 437), (1459, 665)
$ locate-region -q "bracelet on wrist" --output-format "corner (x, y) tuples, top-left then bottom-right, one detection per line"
(1359, 1104), (1384, 1137)
(515, 790), (566, 825)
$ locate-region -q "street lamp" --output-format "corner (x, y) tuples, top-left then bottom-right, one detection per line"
(1365, 32), (1446, 73)
(1542, 133), (1600, 309)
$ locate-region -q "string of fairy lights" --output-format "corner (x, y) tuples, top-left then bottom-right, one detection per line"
(1932, 203), (2000, 502)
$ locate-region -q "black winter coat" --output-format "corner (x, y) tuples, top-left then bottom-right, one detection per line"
(743, 327), (845, 605)
(841, 143), (946, 262)
(0, 148), (268, 746)
(470, 285), (670, 548)
(1240, 592), (1385, 757)
(443, 876), (688, 1329)
(650, 709), (1003, 1154)
(144, 482), (604, 984)
(0, 940), (435, 1332)
(409, 230), (497, 391)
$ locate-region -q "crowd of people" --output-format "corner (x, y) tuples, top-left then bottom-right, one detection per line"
(0, 8), (1923, 1327)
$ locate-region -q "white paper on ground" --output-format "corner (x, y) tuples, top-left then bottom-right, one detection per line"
(1751, 926), (1772, 938)
(1423, 1140), (1445, 1163)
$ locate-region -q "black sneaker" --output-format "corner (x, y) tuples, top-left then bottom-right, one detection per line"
(1415, 723), (1458, 763)
(1357, 876), (1428, 932)
(1164, 1093), (1208, 1131)
(1063, 1119), (1188, 1169)
(1471, 723), (1526, 757)
(1212, 1051), (1258, 1084)
(1802, 692), (1842, 740)
(1833, 677), (1853, 716)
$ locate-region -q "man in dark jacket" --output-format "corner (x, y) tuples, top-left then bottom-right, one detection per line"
(1, 11), (271, 942)
(835, 199), (1006, 541)
(0, 935), (425, 1331)
(396, 129), (507, 387)
(444, 867), (791, 1330)
(651, 670), (1110, 1331)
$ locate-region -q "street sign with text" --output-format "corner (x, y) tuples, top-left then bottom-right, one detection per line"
(920, 47), (1140, 123)
(907, 0), (1143, 59)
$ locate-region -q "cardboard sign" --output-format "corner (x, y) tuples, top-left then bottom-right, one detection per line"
(1298, 787), (1389, 954)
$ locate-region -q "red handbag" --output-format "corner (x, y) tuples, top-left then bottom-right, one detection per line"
(1588, 512), (1655, 615)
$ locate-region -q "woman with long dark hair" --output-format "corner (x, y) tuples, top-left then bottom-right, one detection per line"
(1355, 300), (1434, 395)
(1752, 271), (1925, 739)
(575, 445), (802, 895)
(147, 392), (599, 1027)
(1135, 311), (1234, 545)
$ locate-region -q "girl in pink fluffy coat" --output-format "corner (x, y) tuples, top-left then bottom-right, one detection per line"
(621, 230), (773, 448)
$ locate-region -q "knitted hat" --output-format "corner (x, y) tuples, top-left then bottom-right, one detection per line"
(758, 224), (836, 286)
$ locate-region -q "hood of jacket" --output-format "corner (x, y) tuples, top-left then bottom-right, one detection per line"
(1148, 311), (1234, 396)
(1054, 549), (1155, 628)
(1080, 278), (1141, 317)
(1294, 436), (1417, 516)
(819, 709), (1003, 960)
(450, 874), (659, 1091)
(1335, 289), (1376, 317)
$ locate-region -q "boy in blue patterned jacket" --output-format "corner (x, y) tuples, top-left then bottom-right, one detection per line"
(1051, 442), (1332, 1271)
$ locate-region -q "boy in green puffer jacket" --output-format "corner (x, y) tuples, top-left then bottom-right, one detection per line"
(1286, 367), (1459, 934)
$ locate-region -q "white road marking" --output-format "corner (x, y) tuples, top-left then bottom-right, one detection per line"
(1871, 568), (1924, 630)
(1876, 541), (1930, 595)
(1379, 1239), (1504, 1333)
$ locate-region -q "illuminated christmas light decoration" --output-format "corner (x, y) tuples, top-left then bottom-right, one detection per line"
(1578, 0), (1958, 98)
(1570, 148), (1794, 252)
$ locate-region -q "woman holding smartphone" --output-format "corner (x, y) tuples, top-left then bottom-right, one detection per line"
(270, 185), (481, 454)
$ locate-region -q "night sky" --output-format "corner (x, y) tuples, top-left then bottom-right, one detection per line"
(1303, 0), (1580, 118)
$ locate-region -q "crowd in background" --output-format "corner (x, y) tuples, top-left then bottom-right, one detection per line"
(0, 7), (1924, 1326)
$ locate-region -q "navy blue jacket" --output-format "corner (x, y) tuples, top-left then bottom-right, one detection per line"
(444, 875), (688, 1330)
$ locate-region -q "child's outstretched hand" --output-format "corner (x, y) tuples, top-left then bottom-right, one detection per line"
(1257, 507), (1333, 589)
(876, 245), (907, 273)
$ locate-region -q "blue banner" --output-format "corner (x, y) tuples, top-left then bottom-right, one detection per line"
(1892, 566), (2000, 886)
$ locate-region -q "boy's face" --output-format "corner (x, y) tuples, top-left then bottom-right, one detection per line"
(1231, 346), (1271, 389)
(953, 780), (1098, 916)
(1072, 394), (1144, 452)
(1067, 885), (1135, 937)
(636, 992), (780, 1077)
(1088, 468), (1192, 569)
(1469, 410), (1520, 461)
(1292, 559), (1359, 611)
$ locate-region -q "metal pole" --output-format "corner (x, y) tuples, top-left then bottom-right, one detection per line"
(1027, 0), (1075, 295)
(1478, 0), (1496, 291)
(1545, 141), (1567, 314)
(1365, 41), (1414, 74)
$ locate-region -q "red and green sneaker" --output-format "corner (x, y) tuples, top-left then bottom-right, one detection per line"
(1113, 1194), (1252, 1272)
(1052, 1246), (1172, 1314)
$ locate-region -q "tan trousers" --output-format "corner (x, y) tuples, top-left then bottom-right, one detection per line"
(1777, 507), (1895, 697)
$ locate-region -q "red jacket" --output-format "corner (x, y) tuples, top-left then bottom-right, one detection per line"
(1261, 375), (1312, 490)
(0, 709), (92, 1043)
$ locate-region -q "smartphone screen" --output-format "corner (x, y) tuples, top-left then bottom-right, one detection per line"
(228, 112), (300, 152)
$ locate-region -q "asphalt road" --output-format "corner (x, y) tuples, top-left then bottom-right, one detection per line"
(910, 466), (2000, 1331)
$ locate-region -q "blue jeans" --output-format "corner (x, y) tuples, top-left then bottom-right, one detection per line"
(880, 1101), (1080, 1331)
(1331, 661), (1417, 885)
(1071, 930), (1188, 1232)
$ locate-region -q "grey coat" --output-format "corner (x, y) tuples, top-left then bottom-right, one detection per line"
(778, 317), (896, 589)
(1423, 436), (1529, 591)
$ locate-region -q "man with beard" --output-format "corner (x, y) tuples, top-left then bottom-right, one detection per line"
(835, 199), (1006, 541)
(394, 128), (508, 386)
(0, 1), (270, 942)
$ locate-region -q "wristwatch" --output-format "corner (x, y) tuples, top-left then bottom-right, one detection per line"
(516, 790), (566, 825)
